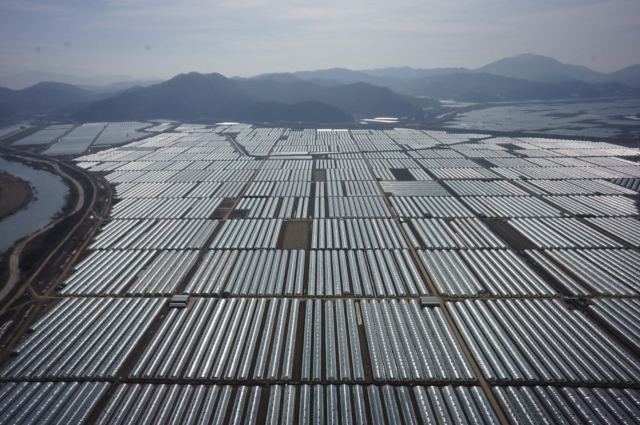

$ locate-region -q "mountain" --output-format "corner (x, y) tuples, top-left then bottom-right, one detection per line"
(314, 82), (422, 118)
(410, 72), (637, 101)
(250, 55), (640, 95)
(608, 64), (640, 87)
(77, 79), (165, 94)
(0, 103), (16, 120)
(0, 70), (156, 90)
(291, 68), (383, 85)
(360, 66), (470, 80)
(247, 73), (302, 84)
(473, 54), (640, 86)
(278, 101), (352, 123)
(73, 72), (420, 123)
(74, 73), (252, 121)
(239, 79), (421, 117)
(0, 82), (99, 114)
(475, 54), (605, 83)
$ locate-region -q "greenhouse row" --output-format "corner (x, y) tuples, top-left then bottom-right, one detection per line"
(448, 299), (640, 384)
(2, 298), (164, 380)
(61, 250), (158, 296)
(90, 219), (218, 250)
(311, 219), (407, 250)
(490, 165), (639, 180)
(507, 218), (624, 249)
(494, 386), (640, 425)
(542, 249), (640, 296)
(611, 176), (640, 192)
(123, 298), (477, 384)
(584, 217), (640, 247)
(414, 158), (483, 168)
(428, 167), (498, 180)
(380, 181), (450, 197)
(209, 219), (283, 249)
(418, 250), (555, 298)
(407, 218), (508, 250)
(110, 197), (223, 219)
(444, 180), (528, 197)
(463, 196), (563, 218)
(185, 250), (306, 297)
(307, 249), (428, 298)
(519, 178), (635, 196)
(390, 196), (474, 218)
(318, 196), (391, 219)
(244, 181), (311, 197)
(114, 182), (200, 199)
(0, 381), (110, 425)
(235, 197), (310, 219)
(254, 169), (312, 182)
(587, 299), (640, 352)
(544, 194), (638, 216)
(92, 384), (499, 425)
(522, 250), (590, 297)
(106, 167), (255, 184)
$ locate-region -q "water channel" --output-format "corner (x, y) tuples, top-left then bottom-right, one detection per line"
(0, 156), (69, 256)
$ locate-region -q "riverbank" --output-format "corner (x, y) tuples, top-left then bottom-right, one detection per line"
(0, 171), (33, 220)
(0, 156), (70, 257)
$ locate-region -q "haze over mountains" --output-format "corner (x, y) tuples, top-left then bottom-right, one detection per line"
(1, 54), (639, 123)
(0, 70), (162, 92)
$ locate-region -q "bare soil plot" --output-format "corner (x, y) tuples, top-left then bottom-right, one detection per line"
(280, 220), (311, 250)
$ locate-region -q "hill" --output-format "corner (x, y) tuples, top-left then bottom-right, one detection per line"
(251, 54), (640, 96)
(0, 70), (157, 91)
(0, 82), (99, 114)
(409, 72), (637, 101)
(475, 54), (605, 83)
(360, 66), (470, 80)
(73, 72), (422, 123)
(608, 64), (640, 87)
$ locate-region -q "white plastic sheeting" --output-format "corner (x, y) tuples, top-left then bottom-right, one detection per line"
(588, 299), (640, 352)
(185, 250), (306, 297)
(1, 298), (164, 379)
(90, 219), (218, 250)
(131, 298), (300, 382)
(0, 381), (110, 425)
(448, 299), (640, 384)
(508, 218), (624, 249)
(210, 219), (282, 249)
(359, 300), (476, 383)
(407, 218), (507, 249)
(390, 196), (474, 218)
(311, 219), (407, 250)
(419, 250), (555, 297)
(544, 249), (640, 296)
(495, 386), (640, 425)
(93, 384), (499, 425)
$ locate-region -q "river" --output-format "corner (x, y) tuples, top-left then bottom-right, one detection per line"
(0, 157), (69, 256)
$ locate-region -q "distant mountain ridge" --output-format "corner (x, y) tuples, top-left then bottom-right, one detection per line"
(244, 54), (640, 102)
(249, 54), (640, 94)
(407, 73), (636, 102)
(0, 82), (98, 114)
(2, 54), (639, 123)
(72, 72), (425, 123)
(0, 70), (161, 91)
(474, 54), (604, 83)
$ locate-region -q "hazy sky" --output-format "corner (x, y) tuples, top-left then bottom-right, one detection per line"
(1, 0), (639, 79)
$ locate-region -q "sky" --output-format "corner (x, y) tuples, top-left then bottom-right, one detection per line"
(1, 0), (639, 81)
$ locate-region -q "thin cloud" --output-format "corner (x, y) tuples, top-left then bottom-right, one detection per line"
(0, 0), (638, 77)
